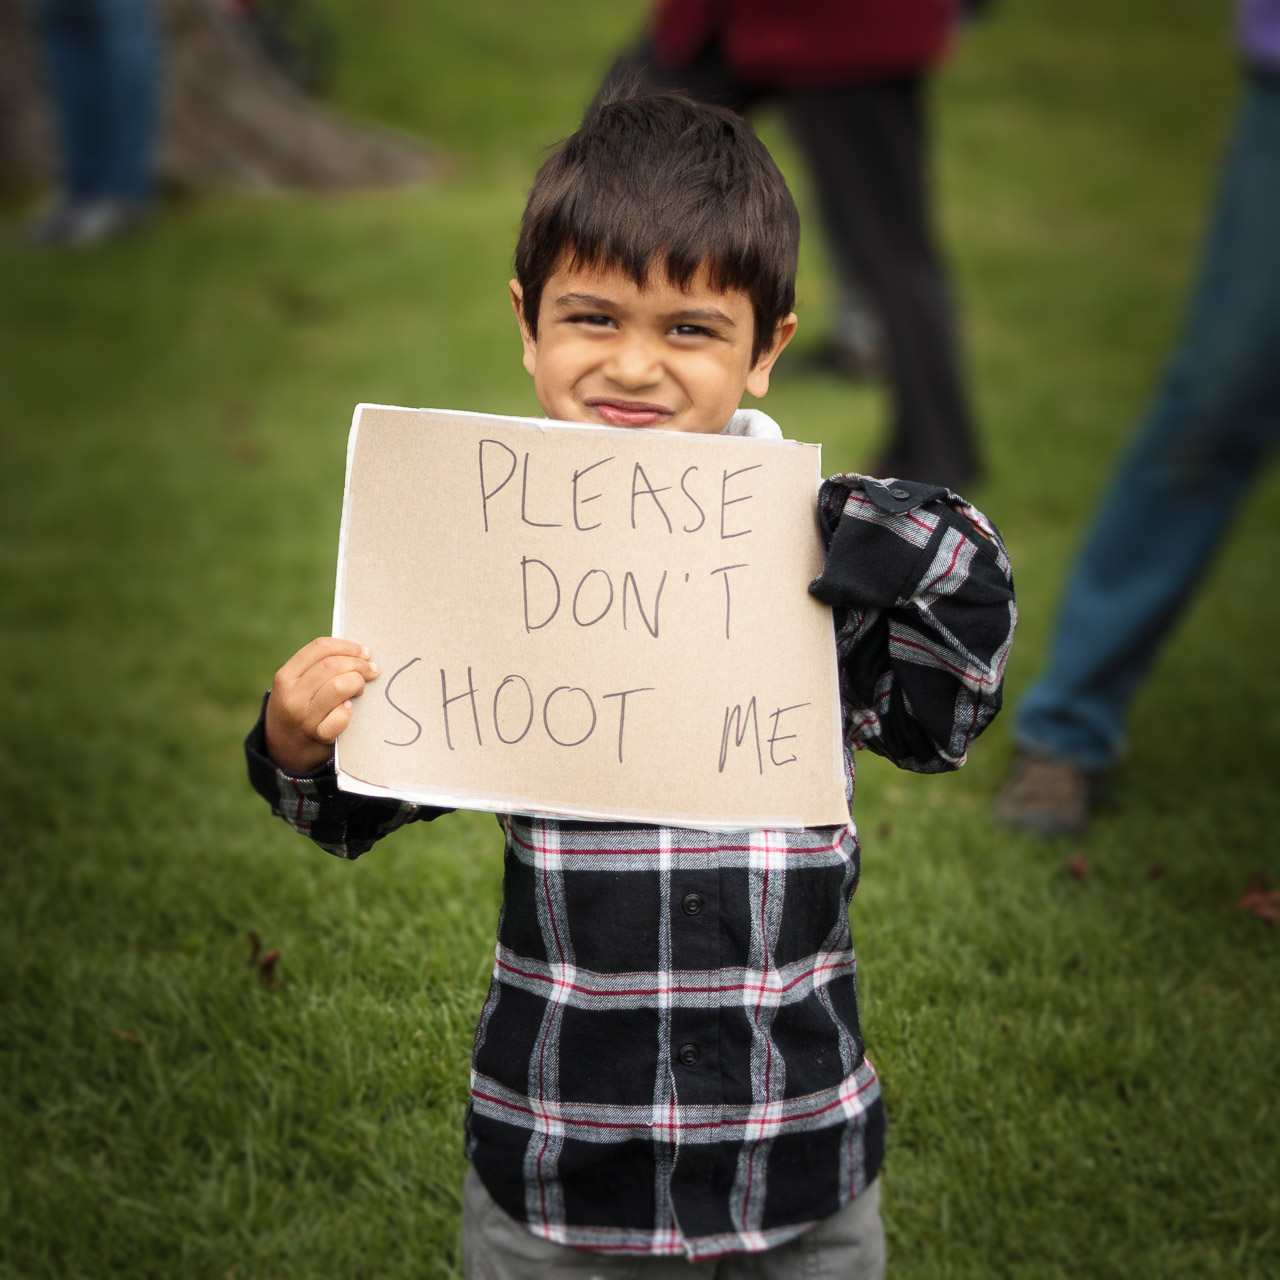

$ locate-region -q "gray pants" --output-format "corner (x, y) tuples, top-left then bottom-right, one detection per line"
(461, 1166), (886, 1280)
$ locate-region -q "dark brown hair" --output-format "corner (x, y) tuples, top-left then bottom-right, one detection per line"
(514, 86), (800, 362)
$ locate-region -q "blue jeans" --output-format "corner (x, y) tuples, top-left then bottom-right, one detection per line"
(1015, 74), (1280, 771)
(30, 0), (161, 204)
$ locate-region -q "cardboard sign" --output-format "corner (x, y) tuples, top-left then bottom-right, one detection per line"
(333, 405), (848, 831)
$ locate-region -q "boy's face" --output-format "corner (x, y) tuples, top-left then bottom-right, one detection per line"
(510, 258), (796, 435)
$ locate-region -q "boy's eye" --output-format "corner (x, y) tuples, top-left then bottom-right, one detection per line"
(670, 324), (715, 339)
(570, 313), (616, 328)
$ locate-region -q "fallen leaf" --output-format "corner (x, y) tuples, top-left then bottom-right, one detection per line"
(259, 949), (283, 987)
(1066, 852), (1090, 880)
(107, 1027), (141, 1044)
(1237, 888), (1280, 926)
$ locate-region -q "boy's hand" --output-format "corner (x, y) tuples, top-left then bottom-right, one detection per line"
(263, 637), (381, 775)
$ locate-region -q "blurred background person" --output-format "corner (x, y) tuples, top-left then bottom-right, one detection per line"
(601, 0), (986, 491)
(25, 0), (162, 246)
(995, 0), (1280, 838)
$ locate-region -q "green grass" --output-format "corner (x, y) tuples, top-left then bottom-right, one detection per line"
(2, 0), (1278, 1275)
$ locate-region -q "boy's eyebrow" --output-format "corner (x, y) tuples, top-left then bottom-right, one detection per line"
(553, 292), (619, 312)
(668, 306), (738, 327)
(553, 292), (737, 327)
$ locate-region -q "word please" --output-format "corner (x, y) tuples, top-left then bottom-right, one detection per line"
(478, 439), (763, 539)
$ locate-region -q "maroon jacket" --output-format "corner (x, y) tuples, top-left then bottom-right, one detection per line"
(652, 0), (959, 86)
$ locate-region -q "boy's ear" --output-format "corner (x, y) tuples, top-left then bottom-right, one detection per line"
(509, 280), (538, 378)
(744, 313), (799, 399)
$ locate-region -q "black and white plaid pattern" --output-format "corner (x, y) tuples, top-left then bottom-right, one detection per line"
(246, 474), (1015, 1261)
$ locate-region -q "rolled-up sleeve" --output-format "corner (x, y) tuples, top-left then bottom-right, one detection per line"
(810, 475), (1016, 773)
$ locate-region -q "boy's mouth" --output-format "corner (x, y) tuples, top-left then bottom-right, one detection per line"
(585, 398), (673, 428)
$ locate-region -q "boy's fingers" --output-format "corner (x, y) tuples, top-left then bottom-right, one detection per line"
(305, 667), (370, 724)
(295, 667), (374, 743)
(314, 701), (353, 745)
(292, 652), (380, 700)
(265, 643), (381, 765)
(276, 655), (379, 718)
(276, 636), (371, 687)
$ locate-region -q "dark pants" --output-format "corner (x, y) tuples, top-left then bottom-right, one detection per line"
(606, 41), (981, 491)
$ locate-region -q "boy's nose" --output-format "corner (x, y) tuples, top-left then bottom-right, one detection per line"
(604, 336), (662, 388)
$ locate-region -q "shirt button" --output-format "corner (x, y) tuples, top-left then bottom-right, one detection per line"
(891, 487), (911, 500)
(678, 1043), (701, 1067)
(681, 893), (704, 917)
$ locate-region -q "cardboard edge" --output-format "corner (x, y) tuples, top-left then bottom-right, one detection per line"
(813, 437), (852, 830)
(331, 401), (376, 781)
(331, 402), (367, 639)
(416, 404), (817, 452)
(335, 765), (811, 832)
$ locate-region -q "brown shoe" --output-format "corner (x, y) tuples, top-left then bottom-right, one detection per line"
(993, 752), (1095, 838)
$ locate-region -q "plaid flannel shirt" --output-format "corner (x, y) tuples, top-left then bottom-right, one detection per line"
(245, 473), (1015, 1262)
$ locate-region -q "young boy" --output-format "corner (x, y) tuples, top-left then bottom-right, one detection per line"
(246, 89), (1015, 1277)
